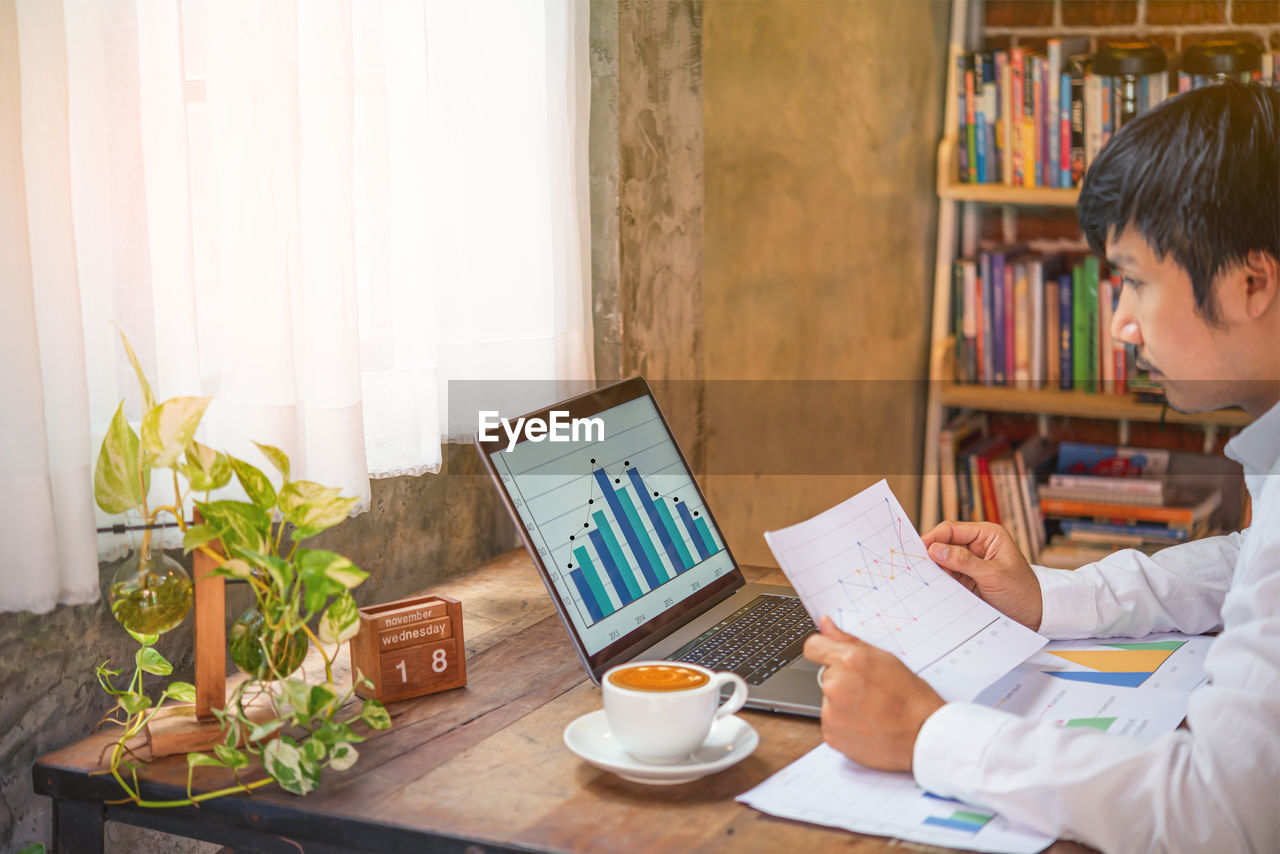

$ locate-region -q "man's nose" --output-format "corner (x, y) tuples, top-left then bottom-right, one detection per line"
(1111, 285), (1143, 346)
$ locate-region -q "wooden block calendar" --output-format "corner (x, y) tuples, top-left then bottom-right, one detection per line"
(349, 594), (467, 703)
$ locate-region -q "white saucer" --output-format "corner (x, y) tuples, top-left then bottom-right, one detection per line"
(563, 709), (758, 785)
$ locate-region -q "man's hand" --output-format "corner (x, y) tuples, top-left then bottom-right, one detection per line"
(922, 521), (1044, 631)
(802, 616), (945, 772)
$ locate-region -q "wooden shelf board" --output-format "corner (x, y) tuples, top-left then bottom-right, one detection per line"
(937, 179), (1080, 207)
(938, 383), (1253, 428)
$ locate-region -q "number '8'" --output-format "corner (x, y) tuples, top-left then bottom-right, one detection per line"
(432, 648), (448, 673)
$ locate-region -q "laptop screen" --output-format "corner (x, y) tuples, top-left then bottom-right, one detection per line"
(477, 379), (740, 667)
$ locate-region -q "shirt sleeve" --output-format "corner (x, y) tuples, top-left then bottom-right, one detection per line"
(1032, 531), (1243, 639)
(913, 543), (1280, 854)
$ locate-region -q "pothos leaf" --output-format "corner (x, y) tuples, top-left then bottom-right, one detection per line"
(230, 456), (276, 512)
(318, 592), (359, 645)
(117, 328), (156, 413)
(94, 402), (148, 514)
(253, 441), (291, 482)
(141, 396), (211, 468)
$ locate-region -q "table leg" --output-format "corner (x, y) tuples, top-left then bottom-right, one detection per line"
(52, 800), (105, 854)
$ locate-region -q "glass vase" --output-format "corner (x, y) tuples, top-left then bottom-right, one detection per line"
(108, 549), (194, 635)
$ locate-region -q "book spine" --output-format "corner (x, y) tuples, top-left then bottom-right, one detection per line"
(1030, 259), (1045, 388)
(1046, 276), (1061, 388)
(977, 455), (1001, 525)
(965, 56), (978, 183)
(1070, 59), (1087, 187)
(991, 252), (1006, 385)
(963, 261), (979, 383)
(997, 51), (1012, 185)
(1031, 56), (1043, 186)
(1085, 69), (1101, 170)
(1048, 41), (1062, 190)
(983, 55), (998, 183)
(1037, 497), (1196, 526)
(952, 260), (967, 382)
(1014, 262), (1031, 389)
(1083, 256), (1100, 393)
(940, 429), (959, 521)
(1010, 47), (1024, 185)
(980, 252), (993, 384)
(1072, 262), (1088, 391)
(974, 55), (988, 184)
(968, 455), (986, 522)
(1023, 52), (1037, 189)
(1100, 75), (1113, 150)
(1004, 260), (1016, 386)
(957, 54), (969, 182)
(1059, 271), (1073, 390)
(956, 457), (975, 521)
(1059, 71), (1071, 188)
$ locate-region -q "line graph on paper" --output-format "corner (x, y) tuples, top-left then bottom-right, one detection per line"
(764, 480), (1046, 701)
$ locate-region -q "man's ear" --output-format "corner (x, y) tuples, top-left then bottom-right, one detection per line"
(1241, 250), (1280, 320)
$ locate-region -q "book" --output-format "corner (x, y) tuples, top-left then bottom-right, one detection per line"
(1056, 442), (1171, 476)
(1049, 473), (1165, 497)
(965, 56), (978, 183)
(1038, 489), (1221, 529)
(962, 434), (1011, 521)
(1046, 275), (1061, 388)
(982, 53), (998, 183)
(1058, 270), (1073, 389)
(1029, 258), (1046, 388)
(1010, 47), (1025, 185)
(1013, 261), (1031, 388)
(1047, 41), (1062, 189)
(1099, 274), (1116, 393)
(980, 251), (994, 384)
(1068, 56), (1088, 187)
(991, 455), (1033, 556)
(1014, 435), (1055, 561)
(974, 54), (988, 183)
(1059, 519), (1196, 545)
(1038, 484), (1165, 507)
(957, 54), (969, 182)
(998, 50), (1013, 185)
(939, 412), (988, 520)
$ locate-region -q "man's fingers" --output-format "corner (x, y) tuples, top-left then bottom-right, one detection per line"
(818, 614), (857, 642)
(922, 521), (987, 550)
(803, 616), (864, 666)
(929, 541), (988, 581)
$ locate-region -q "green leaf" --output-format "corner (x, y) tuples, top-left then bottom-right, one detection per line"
(327, 741), (358, 772)
(315, 720), (364, 746)
(213, 744), (250, 770)
(360, 699), (392, 731)
(141, 396), (212, 468)
(253, 441), (291, 482)
(135, 647), (173, 676)
(126, 628), (159, 647)
(307, 683), (338, 718)
(318, 592), (359, 645)
(230, 456), (276, 512)
(280, 678), (313, 724)
(263, 738), (315, 795)
(94, 402), (148, 514)
(278, 481), (357, 540)
(15, 843), (47, 854)
(162, 681), (197, 704)
(301, 736), (327, 764)
(182, 524), (218, 554)
(117, 329), (156, 414)
(120, 692), (152, 716)
(248, 718), (286, 743)
(186, 752), (225, 771)
(299, 549), (368, 590)
(179, 441), (232, 492)
(195, 500), (271, 555)
(229, 547), (292, 594)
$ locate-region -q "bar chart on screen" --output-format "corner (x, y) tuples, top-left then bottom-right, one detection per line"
(489, 395), (734, 654)
(764, 479), (1046, 701)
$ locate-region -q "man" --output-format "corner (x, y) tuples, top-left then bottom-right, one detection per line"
(804, 80), (1279, 853)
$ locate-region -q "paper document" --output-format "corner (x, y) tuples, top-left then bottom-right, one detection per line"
(764, 479), (1046, 700)
(1014, 632), (1211, 693)
(736, 744), (1055, 854)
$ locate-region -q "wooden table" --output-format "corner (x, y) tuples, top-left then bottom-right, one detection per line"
(34, 550), (1093, 853)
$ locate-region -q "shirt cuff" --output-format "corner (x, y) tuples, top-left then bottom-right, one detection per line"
(1031, 564), (1099, 639)
(913, 702), (1014, 799)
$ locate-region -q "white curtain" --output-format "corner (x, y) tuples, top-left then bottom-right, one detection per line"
(0, 0), (594, 614)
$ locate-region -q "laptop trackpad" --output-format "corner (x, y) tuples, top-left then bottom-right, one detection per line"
(790, 656), (820, 672)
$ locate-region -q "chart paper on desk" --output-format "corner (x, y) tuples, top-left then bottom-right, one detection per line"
(737, 745), (1055, 854)
(764, 479), (1046, 701)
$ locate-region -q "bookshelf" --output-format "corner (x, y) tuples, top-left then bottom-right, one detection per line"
(919, 0), (1254, 532)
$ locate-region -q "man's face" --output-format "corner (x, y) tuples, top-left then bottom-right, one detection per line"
(1106, 226), (1240, 413)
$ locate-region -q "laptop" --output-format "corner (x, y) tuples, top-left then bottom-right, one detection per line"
(475, 376), (822, 716)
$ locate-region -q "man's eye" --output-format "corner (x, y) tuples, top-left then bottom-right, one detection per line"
(1122, 276), (1141, 289)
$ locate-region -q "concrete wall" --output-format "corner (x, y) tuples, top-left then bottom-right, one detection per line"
(599, 0), (948, 566)
(0, 444), (515, 852)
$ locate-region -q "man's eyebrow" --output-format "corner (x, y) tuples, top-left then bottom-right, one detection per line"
(1106, 252), (1135, 269)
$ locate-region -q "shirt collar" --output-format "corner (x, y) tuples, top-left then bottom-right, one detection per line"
(1224, 398), (1280, 478)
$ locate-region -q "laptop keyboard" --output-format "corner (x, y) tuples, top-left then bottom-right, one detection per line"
(671, 594), (816, 686)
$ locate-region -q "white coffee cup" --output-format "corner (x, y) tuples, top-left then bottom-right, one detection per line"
(601, 660), (749, 765)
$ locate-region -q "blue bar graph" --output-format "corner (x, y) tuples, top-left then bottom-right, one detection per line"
(592, 469), (662, 589)
(694, 517), (719, 558)
(627, 468), (689, 573)
(570, 570), (603, 622)
(591, 511), (643, 600)
(617, 489), (669, 585)
(572, 546), (614, 621)
(677, 502), (712, 561)
(654, 499), (693, 571)
(588, 527), (635, 606)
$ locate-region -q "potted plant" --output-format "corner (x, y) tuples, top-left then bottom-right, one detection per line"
(92, 332), (389, 805)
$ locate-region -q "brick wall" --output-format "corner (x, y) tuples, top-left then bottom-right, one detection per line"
(982, 0), (1280, 59)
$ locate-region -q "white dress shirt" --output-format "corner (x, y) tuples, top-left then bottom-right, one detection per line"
(913, 399), (1280, 854)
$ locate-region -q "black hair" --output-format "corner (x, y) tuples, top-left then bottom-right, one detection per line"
(1077, 80), (1280, 323)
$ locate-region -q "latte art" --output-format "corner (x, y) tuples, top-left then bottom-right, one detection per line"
(608, 664), (710, 692)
